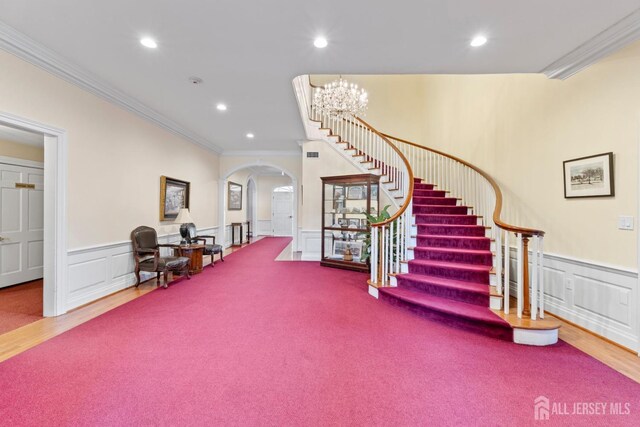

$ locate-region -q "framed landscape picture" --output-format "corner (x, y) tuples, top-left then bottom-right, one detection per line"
(160, 176), (190, 221)
(332, 240), (363, 260)
(563, 152), (614, 198)
(228, 181), (243, 210)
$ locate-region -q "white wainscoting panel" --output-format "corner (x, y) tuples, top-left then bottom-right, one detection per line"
(66, 227), (217, 312)
(507, 248), (639, 352)
(257, 220), (272, 236)
(300, 229), (322, 261)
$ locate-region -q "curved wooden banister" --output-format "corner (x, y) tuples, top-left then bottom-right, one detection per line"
(381, 132), (544, 237)
(355, 117), (414, 227)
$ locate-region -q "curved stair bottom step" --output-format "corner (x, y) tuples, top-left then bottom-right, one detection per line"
(379, 289), (513, 342)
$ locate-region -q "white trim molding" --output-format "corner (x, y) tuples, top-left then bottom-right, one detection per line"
(507, 248), (639, 352)
(221, 150), (301, 157)
(299, 229), (324, 261)
(0, 21), (222, 153)
(0, 156), (44, 169)
(541, 8), (640, 79)
(0, 111), (68, 317)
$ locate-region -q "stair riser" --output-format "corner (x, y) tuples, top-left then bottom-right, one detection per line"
(413, 206), (469, 215)
(413, 249), (492, 265)
(397, 277), (490, 306)
(413, 197), (458, 206)
(413, 190), (446, 197)
(417, 225), (486, 237)
(379, 292), (512, 341)
(408, 263), (489, 284)
(414, 183), (435, 190)
(414, 215), (479, 225)
(417, 236), (491, 250)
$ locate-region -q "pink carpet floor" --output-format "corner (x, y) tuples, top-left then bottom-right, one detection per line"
(0, 237), (638, 426)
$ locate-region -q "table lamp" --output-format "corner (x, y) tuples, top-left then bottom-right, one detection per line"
(175, 208), (194, 245)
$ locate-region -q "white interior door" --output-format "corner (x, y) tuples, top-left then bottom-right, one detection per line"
(272, 191), (293, 236)
(0, 162), (44, 288)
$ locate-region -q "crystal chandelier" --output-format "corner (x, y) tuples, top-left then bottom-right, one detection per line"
(313, 77), (368, 119)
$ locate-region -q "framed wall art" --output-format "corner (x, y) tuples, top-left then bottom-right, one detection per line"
(347, 185), (364, 200)
(563, 152), (614, 198)
(228, 181), (243, 210)
(160, 176), (190, 221)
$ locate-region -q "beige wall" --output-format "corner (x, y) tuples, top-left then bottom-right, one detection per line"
(314, 41), (640, 269)
(0, 50), (220, 249)
(301, 140), (367, 230)
(257, 175), (292, 220)
(0, 138), (44, 162)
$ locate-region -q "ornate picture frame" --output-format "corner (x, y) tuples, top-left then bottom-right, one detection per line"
(160, 176), (190, 221)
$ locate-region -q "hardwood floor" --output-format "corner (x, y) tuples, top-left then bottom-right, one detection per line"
(1, 237), (638, 386)
(0, 239), (258, 363)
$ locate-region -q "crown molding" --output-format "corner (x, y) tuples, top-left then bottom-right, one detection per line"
(221, 150), (302, 157)
(541, 8), (640, 80)
(0, 21), (223, 153)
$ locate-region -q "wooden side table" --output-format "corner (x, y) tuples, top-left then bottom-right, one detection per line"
(175, 244), (204, 275)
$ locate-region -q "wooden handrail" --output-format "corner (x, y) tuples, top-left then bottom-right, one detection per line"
(381, 132), (545, 237)
(356, 118), (414, 228)
(310, 76), (542, 236)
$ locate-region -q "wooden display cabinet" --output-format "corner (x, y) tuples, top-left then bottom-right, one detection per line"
(320, 174), (380, 272)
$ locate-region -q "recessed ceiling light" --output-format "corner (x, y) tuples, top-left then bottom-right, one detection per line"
(246, 133), (255, 139)
(140, 37), (158, 49)
(314, 37), (328, 48)
(216, 103), (227, 111)
(470, 35), (487, 47)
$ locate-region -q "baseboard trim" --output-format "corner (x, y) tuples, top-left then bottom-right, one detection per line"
(506, 248), (638, 352)
(549, 311), (638, 355)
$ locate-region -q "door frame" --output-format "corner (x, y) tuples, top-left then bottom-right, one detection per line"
(0, 111), (68, 317)
(271, 185), (294, 236)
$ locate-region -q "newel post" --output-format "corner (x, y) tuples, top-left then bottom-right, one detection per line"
(522, 235), (531, 318)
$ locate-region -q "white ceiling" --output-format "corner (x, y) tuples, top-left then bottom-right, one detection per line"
(0, 123), (44, 147)
(0, 1), (639, 152)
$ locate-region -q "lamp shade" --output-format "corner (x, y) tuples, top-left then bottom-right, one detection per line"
(175, 208), (194, 224)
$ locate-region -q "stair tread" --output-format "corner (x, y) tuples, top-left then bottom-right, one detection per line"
(414, 214), (478, 218)
(408, 259), (492, 272)
(417, 234), (490, 241)
(413, 246), (492, 255)
(380, 288), (510, 327)
(417, 224), (484, 228)
(413, 204), (469, 208)
(397, 273), (490, 294)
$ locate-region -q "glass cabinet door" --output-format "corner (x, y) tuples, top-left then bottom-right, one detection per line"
(322, 177), (379, 268)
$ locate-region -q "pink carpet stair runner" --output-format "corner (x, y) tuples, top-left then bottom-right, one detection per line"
(379, 178), (513, 340)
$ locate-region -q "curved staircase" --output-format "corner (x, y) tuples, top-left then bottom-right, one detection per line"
(293, 74), (560, 346)
(380, 178), (513, 341)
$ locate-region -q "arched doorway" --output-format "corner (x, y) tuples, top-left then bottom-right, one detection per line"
(219, 162), (298, 250)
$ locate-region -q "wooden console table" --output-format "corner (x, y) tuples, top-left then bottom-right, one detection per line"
(174, 244), (204, 275)
(230, 221), (251, 247)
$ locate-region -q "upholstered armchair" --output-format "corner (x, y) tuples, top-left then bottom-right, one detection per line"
(131, 226), (191, 288)
(186, 223), (224, 267)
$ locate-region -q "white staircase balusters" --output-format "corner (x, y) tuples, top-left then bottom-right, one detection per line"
(297, 75), (546, 322)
